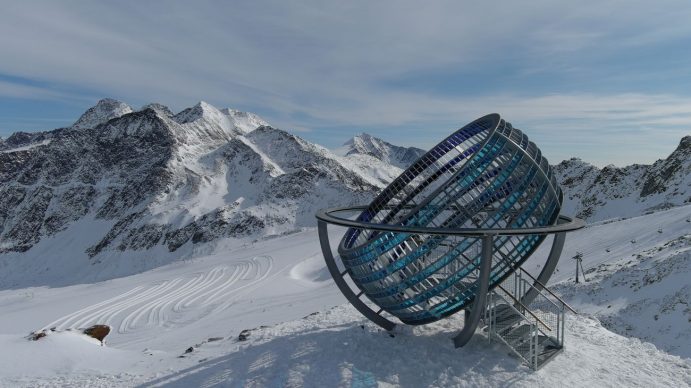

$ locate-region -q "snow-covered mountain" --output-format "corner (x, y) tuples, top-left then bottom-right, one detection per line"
(335, 132), (426, 169)
(555, 136), (690, 221)
(547, 233), (691, 358)
(72, 98), (133, 130)
(0, 99), (379, 280)
(0, 99), (689, 286)
(0, 101), (689, 385)
(339, 132), (690, 223)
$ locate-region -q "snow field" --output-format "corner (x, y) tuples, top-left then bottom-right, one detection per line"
(137, 306), (691, 387)
(0, 208), (689, 386)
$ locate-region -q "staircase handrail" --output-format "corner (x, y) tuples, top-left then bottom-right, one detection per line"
(517, 277), (563, 312)
(496, 284), (552, 332)
(517, 267), (577, 314)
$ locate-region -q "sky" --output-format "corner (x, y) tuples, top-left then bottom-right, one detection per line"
(0, 1), (690, 167)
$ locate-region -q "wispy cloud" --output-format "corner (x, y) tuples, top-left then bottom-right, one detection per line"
(0, 80), (77, 101)
(0, 1), (689, 166)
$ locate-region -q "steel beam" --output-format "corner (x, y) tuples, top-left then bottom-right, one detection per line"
(520, 231), (566, 306)
(318, 220), (397, 331)
(453, 235), (493, 347)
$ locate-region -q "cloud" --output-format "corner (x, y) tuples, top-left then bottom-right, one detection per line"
(0, 80), (78, 101)
(0, 1), (689, 166)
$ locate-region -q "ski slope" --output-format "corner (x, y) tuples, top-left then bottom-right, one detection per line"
(0, 206), (689, 386)
(42, 256), (273, 335)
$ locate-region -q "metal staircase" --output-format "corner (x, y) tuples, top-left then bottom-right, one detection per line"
(484, 267), (576, 370)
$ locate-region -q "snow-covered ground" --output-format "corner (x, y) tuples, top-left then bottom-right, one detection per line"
(546, 234), (691, 358)
(0, 206), (689, 386)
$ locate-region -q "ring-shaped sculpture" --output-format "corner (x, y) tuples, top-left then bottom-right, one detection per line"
(317, 113), (584, 347)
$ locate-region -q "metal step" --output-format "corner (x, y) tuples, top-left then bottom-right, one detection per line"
(506, 324), (533, 347)
(485, 273), (570, 371)
(495, 309), (524, 329)
(513, 334), (563, 369)
(490, 303), (525, 335)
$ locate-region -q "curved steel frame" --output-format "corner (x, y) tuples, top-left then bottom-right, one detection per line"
(317, 207), (584, 347)
(336, 114), (567, 327)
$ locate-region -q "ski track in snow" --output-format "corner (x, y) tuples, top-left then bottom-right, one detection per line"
(42, 256), (273, 334)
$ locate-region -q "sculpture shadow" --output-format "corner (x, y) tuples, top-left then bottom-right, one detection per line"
(138, 320), (531, 387)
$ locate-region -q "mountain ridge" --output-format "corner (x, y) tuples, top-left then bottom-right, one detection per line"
(0, 99), (688, 285)
(0, 99), (378, 263)
(335, 132), (426, 169)
(554, 135), (690, 220)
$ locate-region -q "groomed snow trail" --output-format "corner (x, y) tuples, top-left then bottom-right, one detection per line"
(42, 256), (273, 334)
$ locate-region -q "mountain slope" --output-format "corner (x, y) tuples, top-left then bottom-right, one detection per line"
(72, 98), (133, 130)
(0, 100), (379, 286)
(0, 107), (176, 254)
(555, 136), (690, 221)
(0, 100), (688, 287)
(335, 132), (426, 169)
(546, 234), (691, 358)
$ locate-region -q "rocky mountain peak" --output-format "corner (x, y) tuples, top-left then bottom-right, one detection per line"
(348, 132), (375, 143)
(673, 135), (691, 157)
(172, 101), (221, 124)
(221, 109), (269, 134)
(553, 136), (690, 219)
(171, 102), (269, 141)
(639, 134), (691, 198)
(100, 107), (177, 141)
(555, 157), (591, 169)
(0, 98), (379, 260)
(0, 130), (54, 151)
(338, 132), (426, 169)
(345, 132), (381, 150)
(140, 103), (173, 117)
(72, 98), (133, 130)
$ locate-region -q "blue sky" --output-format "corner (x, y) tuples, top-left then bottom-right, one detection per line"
(1, 1), (690, 166)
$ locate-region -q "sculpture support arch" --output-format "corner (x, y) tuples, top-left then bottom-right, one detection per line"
(317, 114), (585, 349)
(318, 220), (397, 331)
(317, 207), (583, 347)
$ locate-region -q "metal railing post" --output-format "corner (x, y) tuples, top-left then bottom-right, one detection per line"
(487, 291), (493, 344)
(561, 308), (565, 345)
(556, 306), (561, 345)
(534, 324), (539, 370)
